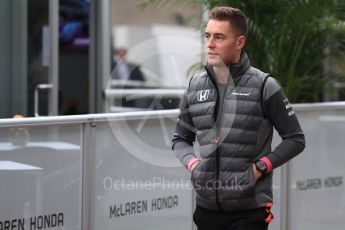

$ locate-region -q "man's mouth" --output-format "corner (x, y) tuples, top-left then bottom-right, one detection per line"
(207, 52), (217, 57)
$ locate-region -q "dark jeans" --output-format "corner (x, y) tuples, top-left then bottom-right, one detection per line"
(193, 206), (271, 230)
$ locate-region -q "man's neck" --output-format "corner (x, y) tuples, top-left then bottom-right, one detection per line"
(212, 52), (242, 84)
(213, 65), (229, 85)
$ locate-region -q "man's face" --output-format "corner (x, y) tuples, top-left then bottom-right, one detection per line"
(205, 19), (245, 66)
(117, 49), (127, 61)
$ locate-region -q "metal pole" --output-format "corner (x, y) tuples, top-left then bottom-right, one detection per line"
(99, 0), (111, 114)
(49, 0), (59, 116)
(104, 88), (185, 98)
(280, 164), (289, 230)
(11, 0), (28, 116)
(34, 84), (52, 117)
(89, 0), (96, 114)
(81, 122), (96, 230)
(90, 0), (111, 114)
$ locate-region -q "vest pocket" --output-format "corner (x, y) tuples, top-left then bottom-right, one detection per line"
(219, 164), (256, 200)
(248, 163), (255, 191)
(191, 161), (202, 186)
(241, 164), (256, 197)
(191, 161), (214, 199)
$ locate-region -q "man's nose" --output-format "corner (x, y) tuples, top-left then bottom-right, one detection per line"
(207, 38), (215, 48)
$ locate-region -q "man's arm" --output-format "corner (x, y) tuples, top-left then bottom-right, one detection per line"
(172, 89), (199, 172)
(257, 77), (305, 174)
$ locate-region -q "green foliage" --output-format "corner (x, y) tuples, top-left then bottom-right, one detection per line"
(142, 0), (345, 102)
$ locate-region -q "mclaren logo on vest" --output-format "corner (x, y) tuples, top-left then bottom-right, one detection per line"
(197, 90), (210, 102)
(232, 92), (251, 96)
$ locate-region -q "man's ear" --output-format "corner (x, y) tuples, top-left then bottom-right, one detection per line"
(237, 36), (246, 49)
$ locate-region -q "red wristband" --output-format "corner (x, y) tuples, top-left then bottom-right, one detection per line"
(260, 157), (273, 173)
(187, 157), (200, 172)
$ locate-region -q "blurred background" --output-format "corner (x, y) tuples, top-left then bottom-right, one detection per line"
(0, 0), (344, 118)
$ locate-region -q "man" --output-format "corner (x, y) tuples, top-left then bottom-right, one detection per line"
(172, 6), (305, 230)
(111, 47), (145, 108)
(112, 47), (145, 81)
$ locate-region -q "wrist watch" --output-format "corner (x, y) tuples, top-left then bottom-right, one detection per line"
(255, 160), (267, 175)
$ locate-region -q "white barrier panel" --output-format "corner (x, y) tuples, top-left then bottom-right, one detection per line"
(287, 107), (345, 230)
(0, 102), (344, 230)
(0, 125), (82, 230)
(92, 115), (194, 230)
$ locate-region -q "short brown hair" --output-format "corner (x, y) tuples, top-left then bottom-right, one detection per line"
(209, 6), (248, 37)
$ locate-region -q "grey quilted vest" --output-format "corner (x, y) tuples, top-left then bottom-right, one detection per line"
(188, 53), (274, 211)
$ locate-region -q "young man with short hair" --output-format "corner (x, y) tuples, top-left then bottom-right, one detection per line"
(172, 6), (305, 230)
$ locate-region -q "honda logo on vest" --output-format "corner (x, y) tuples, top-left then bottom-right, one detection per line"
(197, 90), (210, 102)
